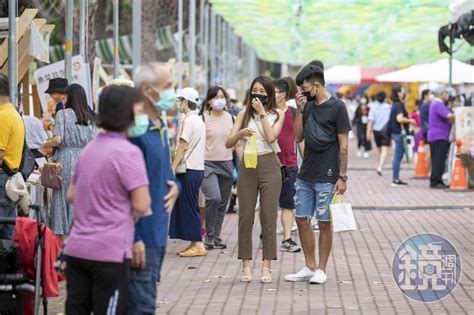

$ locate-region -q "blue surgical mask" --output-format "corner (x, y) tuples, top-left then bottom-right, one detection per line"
(155, 88), (176, 112)
(128, 114), (150, 138)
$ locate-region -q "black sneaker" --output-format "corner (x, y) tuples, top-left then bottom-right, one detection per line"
(214, 237), (227, 249)
(281, 238), (302, 253)
(430, 183), (448, 189)
(391, 179), (408, 187)
(204, 236), (215, 250)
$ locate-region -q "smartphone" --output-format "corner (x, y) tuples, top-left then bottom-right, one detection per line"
(297, 86), (303, 95)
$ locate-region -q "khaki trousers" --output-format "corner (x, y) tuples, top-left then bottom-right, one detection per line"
(237, 153), (282, 260)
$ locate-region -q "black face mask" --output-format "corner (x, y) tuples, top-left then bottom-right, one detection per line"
(302, 91), (316, 102)
(251, 93), (268, 106)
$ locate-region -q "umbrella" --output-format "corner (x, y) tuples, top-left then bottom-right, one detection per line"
(376, 59), (474, 84)
(325, 66), (393, 85)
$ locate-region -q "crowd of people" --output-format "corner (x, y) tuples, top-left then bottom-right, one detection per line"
(0, 60), (353, 313)
(0, 56), (461, 314)
(346, 84), (457, 188)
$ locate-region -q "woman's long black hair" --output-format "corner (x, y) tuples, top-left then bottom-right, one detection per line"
(65, 84), (95, 125)
(241, 76), (278, 128)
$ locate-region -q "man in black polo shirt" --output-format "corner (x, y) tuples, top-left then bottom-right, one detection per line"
(285, 65), (351, 284)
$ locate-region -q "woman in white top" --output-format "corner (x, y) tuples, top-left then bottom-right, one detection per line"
(226, 76), (284, 283)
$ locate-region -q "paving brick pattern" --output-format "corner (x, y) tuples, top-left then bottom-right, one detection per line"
(47, 141), (473, 314)
(48, 209), (473, 314)
(154, 209), (473, 315)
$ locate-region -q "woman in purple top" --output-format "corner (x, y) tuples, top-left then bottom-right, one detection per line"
(64, 86), (151, 315)
(428, 86), (455, 189)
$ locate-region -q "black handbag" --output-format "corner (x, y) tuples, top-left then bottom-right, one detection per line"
(1, 138), (35, 181)
(304, 109), (337, 152)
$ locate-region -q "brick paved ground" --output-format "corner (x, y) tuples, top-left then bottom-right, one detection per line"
(48, 141), (474, 314)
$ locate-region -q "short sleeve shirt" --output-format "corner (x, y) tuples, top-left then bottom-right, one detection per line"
(0, 103), (25, 170)
(368, 102), (391, 132)
(428, 99), (451, 142)
(298, 97), (352, 183)
(179, 111), (206, 170)
(389, 102), (409, 135)
(203, 112), (233, 161)
(64, 133), (149, 263)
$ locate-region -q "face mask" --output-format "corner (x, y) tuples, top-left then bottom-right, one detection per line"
(153, 88), (176, 112)
(302, 84), (317, 102)
(176, 99), (185, 113)
(128, 114), (149, 138)
(251, 94), (268, 106)
(211, 98), (226, 111)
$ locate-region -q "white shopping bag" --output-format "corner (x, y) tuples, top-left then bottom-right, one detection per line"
(330, 193), (357, 233)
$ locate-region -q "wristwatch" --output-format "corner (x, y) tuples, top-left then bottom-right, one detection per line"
(339, 175), (348, 182)
(259, 112), (267, 120)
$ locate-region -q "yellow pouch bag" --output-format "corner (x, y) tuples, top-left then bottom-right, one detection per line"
(244, 134), (258, 168)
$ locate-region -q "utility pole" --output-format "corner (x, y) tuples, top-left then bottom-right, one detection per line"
(189, 0), (196, 87)
(113, 0), (120, 78)
(8, 0), (18, 108)
(65, 0), (73, 82)
(132, 0), (142, 74)
(178, 0), (183, 89)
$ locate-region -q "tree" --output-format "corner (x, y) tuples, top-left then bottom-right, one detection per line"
(141, 0), (160, 62)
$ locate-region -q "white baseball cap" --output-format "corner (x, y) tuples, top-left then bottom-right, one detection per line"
(177, 87), (200, 103)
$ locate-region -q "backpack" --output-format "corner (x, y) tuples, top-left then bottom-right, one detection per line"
(2, 120), (35, 181)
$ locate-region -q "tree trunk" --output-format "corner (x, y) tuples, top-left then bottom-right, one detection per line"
(87, 2), (99, 65)
(141, 0), (159, 62)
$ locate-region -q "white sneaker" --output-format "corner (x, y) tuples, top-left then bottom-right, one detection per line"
(363, 152), (370, 159)
(284, 267), (315, 282)
(309, 269), (328, 284)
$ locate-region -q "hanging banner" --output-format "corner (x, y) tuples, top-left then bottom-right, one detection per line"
(34, 55), (93, 112)
(454, 107), (474, 155)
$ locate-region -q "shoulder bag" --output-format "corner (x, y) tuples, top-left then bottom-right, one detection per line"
(303, 105), (337, 152)
(175, 118), (203, 174)
(41, 110), (65, 189)
(1, 121), (35, 181)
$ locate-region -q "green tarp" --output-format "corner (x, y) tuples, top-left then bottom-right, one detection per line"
(210, 0), (473, 66)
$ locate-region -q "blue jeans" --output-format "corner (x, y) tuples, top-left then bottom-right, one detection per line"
(391, 134), (405, 181)
(125, 246), (166, 315)
(0, 172), (16, 239)
(294, 179), (335, 222)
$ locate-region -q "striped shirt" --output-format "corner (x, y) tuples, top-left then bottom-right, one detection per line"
(64, 133), (149, 263)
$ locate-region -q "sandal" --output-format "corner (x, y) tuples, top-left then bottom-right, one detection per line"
(261, 268), (272, 283)
(240, 267), (252, 282)
(176, 244), (192, 255)
(178, 245), (207, 257)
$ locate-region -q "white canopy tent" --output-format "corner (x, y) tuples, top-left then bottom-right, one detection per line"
(324, 66), (361, 85)
(375, 59), (474, 84)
